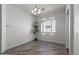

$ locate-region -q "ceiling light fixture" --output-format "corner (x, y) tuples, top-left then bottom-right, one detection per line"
(31, 5), (41, 15)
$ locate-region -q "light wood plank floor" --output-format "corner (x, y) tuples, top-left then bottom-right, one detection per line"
(4, 40), (67, 55)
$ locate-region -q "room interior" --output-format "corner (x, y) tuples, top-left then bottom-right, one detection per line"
(0, 4), (68, 55)
(0, 4), (79, 55)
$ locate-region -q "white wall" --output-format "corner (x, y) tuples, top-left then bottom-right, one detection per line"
(2, 4), (34, 51)
(65, 5), (73, 51)
(73, 4), (79, 54)
(65, 5), (69, 49)
(65, 5), (73, 55)
(69, 5), (74, 55)
(1, 4), (6, 53)
(38, 7), (65, 44)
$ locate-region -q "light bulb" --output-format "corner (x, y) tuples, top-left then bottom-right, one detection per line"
(33, 12), (37, 15)
(34, 8), (37, 11)
(31, 10), (34, 13)
(37, 9), (41, 14)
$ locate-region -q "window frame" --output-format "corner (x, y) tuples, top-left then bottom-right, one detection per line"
(41, 18), (56, 33)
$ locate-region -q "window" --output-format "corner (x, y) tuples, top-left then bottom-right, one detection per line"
(41, 17), (56, 34)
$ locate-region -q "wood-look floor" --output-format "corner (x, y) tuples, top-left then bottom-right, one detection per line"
(4, 40), (67, 55)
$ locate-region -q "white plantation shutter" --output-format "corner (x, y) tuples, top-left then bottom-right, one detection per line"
(41, 17), (56, 34)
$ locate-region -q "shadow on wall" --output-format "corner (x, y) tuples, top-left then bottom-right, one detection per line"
(0, 4), (2, 54)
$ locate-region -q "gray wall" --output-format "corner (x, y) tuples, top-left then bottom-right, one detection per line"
(38, 7), (65, 44)
(0, 4), (1, 54)
(69, 5), (74, 55)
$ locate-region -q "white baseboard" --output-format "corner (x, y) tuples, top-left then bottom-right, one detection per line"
(1, 39), (34, 54)
(39, 39), (65, 45)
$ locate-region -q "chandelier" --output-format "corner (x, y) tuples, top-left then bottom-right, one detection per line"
(31, 5), (41, 15)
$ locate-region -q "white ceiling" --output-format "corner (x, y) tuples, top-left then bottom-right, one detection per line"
(16, 4), (66, 14)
